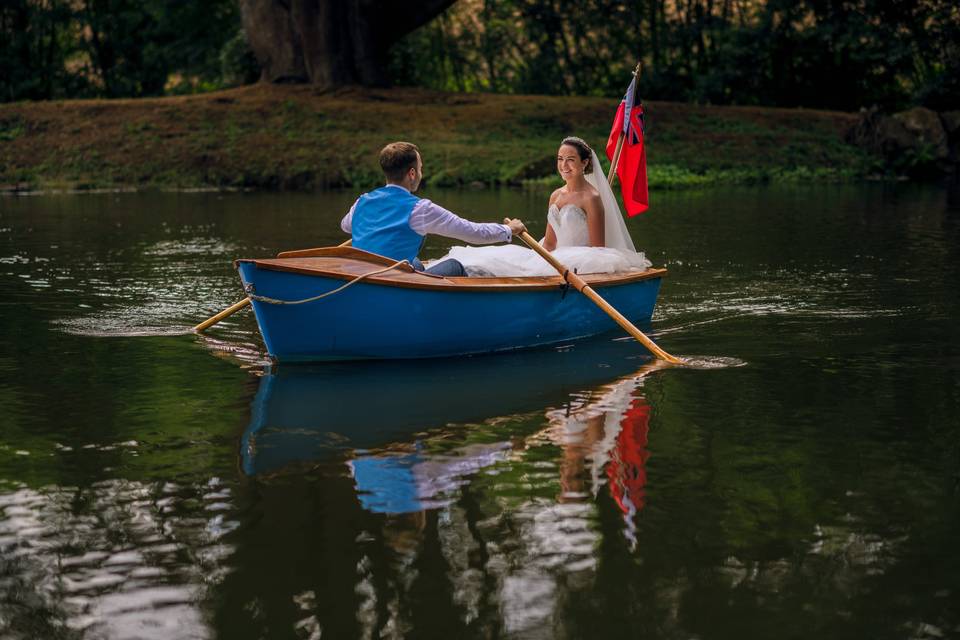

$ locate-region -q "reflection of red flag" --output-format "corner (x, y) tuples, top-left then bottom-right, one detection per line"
(606, 398), (651, 515)
(605, 102), (649, 216)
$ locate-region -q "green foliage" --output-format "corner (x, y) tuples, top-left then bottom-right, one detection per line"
(2, 0), (955, 112)
(219, 29), (261, 88)
(390, 0), (960, 112)
(0, 116), (25, 141)
(911, 2), (960, 111)
(0, 0), (246, 101)
(0, 0), (84, 101)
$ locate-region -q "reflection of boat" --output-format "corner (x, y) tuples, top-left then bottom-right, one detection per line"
(239, 336), (658, 477)
(236, 246), (665, 362)
(348, 441), (513, 513)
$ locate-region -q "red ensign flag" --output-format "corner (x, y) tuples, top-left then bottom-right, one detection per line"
(606, 101), (649, 216)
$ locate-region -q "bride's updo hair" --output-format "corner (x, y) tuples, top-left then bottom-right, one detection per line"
(560, 136), (594, 174)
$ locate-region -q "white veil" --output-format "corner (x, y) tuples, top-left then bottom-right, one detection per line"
(584, 149), (637, 252)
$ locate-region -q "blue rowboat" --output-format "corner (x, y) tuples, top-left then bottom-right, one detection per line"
(236, 246), (666, 362)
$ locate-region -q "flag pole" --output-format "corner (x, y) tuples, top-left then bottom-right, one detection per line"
(607, 62), (643, 185)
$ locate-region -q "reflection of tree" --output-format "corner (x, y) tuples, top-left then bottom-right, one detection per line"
(340, 359), (947, 636)
(342, 361), (666, 637)
(214, 345), (960, 638)
(0, 479), (235, 639)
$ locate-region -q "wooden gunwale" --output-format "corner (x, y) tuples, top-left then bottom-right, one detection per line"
(236, 255), (667, 292)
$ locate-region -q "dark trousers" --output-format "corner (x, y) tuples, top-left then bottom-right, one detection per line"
(412, 257), (467, 277)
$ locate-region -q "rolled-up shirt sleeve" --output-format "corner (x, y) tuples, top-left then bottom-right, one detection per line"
(341, 201), (356, 234)
(410, 199), (511, 244)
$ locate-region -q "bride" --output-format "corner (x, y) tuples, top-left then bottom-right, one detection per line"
(432, 137), (651, 277)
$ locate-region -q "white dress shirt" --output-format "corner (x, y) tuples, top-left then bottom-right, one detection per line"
(340, 184), (512, 244)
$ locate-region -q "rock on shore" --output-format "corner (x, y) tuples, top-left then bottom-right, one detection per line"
(847, 106), (960, 175)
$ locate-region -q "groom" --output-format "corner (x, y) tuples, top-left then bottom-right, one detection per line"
(341, 141), (525, 277)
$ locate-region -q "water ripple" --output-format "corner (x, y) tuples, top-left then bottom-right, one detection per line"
(0, 478), (237, 639)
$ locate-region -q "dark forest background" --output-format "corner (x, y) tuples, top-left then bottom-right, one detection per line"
(2, 0), (958, 112)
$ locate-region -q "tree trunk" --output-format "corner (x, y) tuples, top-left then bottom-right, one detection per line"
(239, 0), (457, 88)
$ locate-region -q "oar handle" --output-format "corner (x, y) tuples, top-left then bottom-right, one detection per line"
(518, 231), (682, 364)
(193, 297), (250, 332)
(578, 283), (681, 364)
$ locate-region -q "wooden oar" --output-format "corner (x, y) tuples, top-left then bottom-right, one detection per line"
(518, 230), (683, 364)
(193, 239), (352, 333)
(193, 297), (252, 333)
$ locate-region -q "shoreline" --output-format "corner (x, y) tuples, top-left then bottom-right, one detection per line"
(1, 173), (915, 198)
(1, 83), (881, 193)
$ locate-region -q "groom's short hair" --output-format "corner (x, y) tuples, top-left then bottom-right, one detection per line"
(379, 142), (420, 181)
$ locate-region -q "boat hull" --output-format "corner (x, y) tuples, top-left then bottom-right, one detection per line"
(237, 260), (663, 362)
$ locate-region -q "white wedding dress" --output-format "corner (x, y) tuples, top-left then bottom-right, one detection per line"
(439, 203), (651, 277)
(430, 148), (651, 277)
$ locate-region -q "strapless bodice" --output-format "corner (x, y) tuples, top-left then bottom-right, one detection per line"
(548, 203), (590, 247)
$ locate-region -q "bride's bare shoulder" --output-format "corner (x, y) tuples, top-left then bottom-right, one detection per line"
(548, 187), (564, 205)
(584, 188), (603, 216)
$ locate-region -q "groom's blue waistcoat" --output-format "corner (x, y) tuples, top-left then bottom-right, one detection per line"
(351, 186), (424, 263)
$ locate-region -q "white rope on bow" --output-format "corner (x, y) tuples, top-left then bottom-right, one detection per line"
(247, 259), (411, 305)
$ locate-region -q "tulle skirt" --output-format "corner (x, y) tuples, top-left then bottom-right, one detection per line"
(428, 244), (652, 277)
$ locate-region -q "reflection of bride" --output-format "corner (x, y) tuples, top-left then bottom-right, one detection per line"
(543, 361), (663, 505)
(432, 137), (652, 277)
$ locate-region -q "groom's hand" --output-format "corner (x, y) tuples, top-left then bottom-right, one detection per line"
(504, 218), (526, 237)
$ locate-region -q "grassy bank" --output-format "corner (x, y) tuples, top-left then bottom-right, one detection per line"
(0, 84), (871, 193)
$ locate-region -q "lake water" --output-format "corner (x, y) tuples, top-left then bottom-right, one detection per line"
(1, 184), (958, 639)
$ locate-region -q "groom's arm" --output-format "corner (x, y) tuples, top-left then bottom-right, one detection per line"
(340, 201), (357, 234)
(410, 199), (512, 244)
